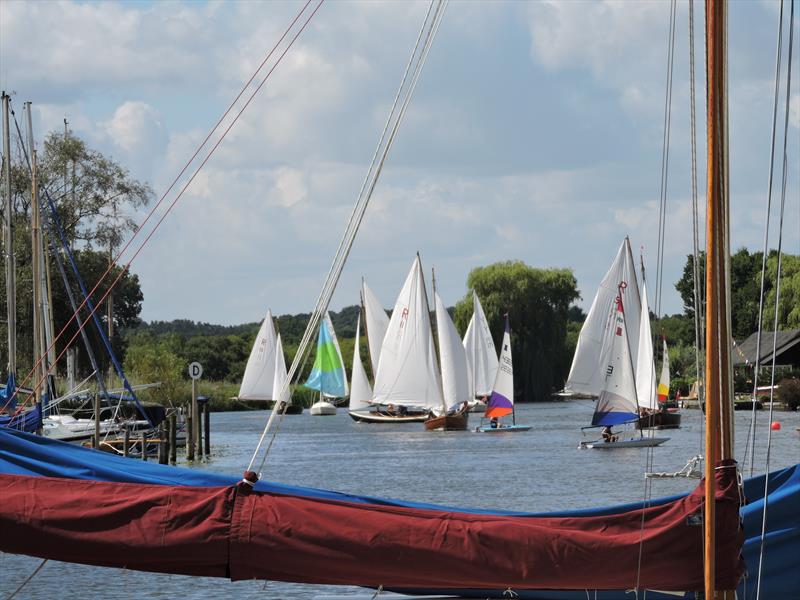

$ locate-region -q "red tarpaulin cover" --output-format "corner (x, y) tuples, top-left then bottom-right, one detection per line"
(0, 463), (743, 591)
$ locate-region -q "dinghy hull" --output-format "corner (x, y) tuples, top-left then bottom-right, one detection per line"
(348, 410), (428, 423)
(580, 437), (670, 449)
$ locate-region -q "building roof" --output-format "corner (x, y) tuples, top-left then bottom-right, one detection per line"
(733, 328), (800, 367)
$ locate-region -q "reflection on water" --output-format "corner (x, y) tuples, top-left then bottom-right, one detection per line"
(2, 402), (798, 599)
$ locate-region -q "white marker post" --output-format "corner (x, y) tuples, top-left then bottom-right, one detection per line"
(188, 362), (203, 461)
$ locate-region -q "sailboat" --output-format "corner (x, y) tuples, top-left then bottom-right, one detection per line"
(362, 279), (389, 376)
(347, 314), (373, 414)
(306, 313), (349, 416)
(563, 237), (642, 398)
(463, 291), (498, 412)
(475, 316), (530, 433)
(237, 310), (277, 402)
(638, 337), (682, 429)
(0, 2), (793, 597)
(579, 287), (669, 449)
(422, 288), (470, 431)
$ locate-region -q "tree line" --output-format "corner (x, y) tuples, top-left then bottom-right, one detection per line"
(3, 130), (798, 407)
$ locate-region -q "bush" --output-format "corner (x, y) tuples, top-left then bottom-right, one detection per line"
(777, 378), (800, 411)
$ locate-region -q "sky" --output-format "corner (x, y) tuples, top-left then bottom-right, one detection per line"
(1, 0), (798, 325)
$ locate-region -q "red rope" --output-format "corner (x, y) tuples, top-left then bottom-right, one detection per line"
(5, 0), (324, 411)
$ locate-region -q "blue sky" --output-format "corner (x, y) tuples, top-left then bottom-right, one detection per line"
(1, 0), (797, 324)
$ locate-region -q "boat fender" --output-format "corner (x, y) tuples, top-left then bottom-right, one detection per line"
(239, 470), (260, 493)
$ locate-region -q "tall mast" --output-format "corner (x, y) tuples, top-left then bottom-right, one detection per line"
(429, 263), (446, 413)
(2, 93), (16, 382)
(704, 0), (736, 598)
(26, 102), (48, 405)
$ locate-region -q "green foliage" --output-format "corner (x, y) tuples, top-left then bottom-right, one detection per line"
(675, 249), (800, 339)
(762, 255), (800, 330)
(777, 378), (800, 411)
(453, 261), (579, 402)
(123, 334), (184, 406)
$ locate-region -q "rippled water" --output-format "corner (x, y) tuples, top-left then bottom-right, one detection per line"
(2, 402), (798, 599)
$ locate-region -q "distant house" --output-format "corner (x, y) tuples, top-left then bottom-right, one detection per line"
(732, 329), (800, 368)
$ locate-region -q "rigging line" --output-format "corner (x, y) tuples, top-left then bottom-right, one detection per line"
(8, 109), (152, 424)
(654, 0), (678, 320)
(4, 559), (47, 600)
(744, 0), (785, 478)
(257, 0), (440, 416)
(688, 0), (706, 455)
(3, 0), (316, 409)
(251, 0), (447, 474)
(637, 3), (676, 592)
(10, 0), (325, 407)
(755, 2), (794, 597)
(1, 107), (112, 414)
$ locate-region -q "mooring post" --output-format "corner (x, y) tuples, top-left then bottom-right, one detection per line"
(169, 413), (177, 464)
(123, 424), (130, 458)
(158, 422), (167, 465)
(186, 401), (195, 462)
(141, 431), (147, 461)
(203, 403), (211, 456)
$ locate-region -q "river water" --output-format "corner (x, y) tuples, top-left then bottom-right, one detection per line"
(2, 402), (798, 599)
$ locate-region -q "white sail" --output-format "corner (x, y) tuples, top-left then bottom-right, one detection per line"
(635, 279), (658, 410)
(463, 291), (499, 398)
(372, 256), (443, 411)
(658, 338), (670, 402)
(349, 315), (373, 412)
(271, 333), (291, 407)
(238, 310), (277, 401)
(592, 294), (639, 426)
(486, 318), (514, 416)
(435, 291), (470, 411)
(362, 280), (390, 376)
(565, 238), (641, 396)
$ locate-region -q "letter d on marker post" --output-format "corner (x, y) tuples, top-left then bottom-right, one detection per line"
(188, 362), (202, 460)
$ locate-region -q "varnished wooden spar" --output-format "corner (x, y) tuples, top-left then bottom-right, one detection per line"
(704, 0), (737, 598)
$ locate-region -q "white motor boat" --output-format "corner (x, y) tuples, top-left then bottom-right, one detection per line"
(43, 414), (120, 442)
(309, 400), (337, 416)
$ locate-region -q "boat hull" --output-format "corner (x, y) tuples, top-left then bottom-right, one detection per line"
(423, 406), (469, 431)
(348, 410), (428, 424)
(635, 410), (681, 430)
(580, 437), (670, 449)
(475, 424), (531, 433)
(309, 401), (337, 416)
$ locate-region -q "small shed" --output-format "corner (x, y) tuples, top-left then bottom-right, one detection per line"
(732, 329), (800, 368)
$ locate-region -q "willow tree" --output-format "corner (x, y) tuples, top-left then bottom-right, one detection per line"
(453, 261), (579, 402)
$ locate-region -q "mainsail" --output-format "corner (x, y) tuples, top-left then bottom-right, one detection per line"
(434, 291), (470, 412)
(591, 292), (640, 426)
(565, 238), (641, 396)
(485, 316), (513, 419)
(372, 256), (442, 410)
(304, 313), (348, 398)
(348, 315), (372, 412)
(272, 334), (291, 407)
(463, 291), (498, 399)
(362, 280), (390, 375)
(658, 338), (670, 403)
(238, 310), (277, 401)
(635, 279), (658, 410)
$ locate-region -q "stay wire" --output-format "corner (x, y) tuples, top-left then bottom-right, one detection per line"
(688, 0), (706, 455)
(6, 0), (324, 409)
(249, 0), (448, 475)
(744, 0), (785, 477)
(2, 0), (317, 411)
(246, 0), (439, 472)
(654, 0), (678, 320)
(755, 2), (794, 597)
(636, 3), (677, 594)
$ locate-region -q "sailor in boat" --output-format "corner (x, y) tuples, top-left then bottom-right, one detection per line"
(489, 416), (499, 429)
(601, 426), (618, 443)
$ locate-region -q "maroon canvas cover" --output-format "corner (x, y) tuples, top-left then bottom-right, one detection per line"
(0, 463), (743, 591)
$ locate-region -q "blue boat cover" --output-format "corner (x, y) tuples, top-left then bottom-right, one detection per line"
(0, 426), (796, 598)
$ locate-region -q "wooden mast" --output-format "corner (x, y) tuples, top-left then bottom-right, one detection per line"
(704, 0), (736, 598)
